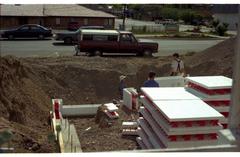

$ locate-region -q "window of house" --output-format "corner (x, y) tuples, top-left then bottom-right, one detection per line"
(84, 18), (88, 25)
(104, 19), (109, 26)
(108, 19), (113, 26)
(56, 18), (60, 25)
(70, 18), (75, 22)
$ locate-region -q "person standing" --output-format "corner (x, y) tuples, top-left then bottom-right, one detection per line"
(119, 75), (127, 99)
(143, 71), (159, 87)
(170, 53), (185, 76)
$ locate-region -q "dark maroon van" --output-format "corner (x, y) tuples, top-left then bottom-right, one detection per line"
(75, 30), (158, 56)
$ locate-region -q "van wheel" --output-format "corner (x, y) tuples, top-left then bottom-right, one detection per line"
(64, 38), (72, 44)
(143, 49), (153, 57)
(136, 52), (143, 57)
(94, 50), (102, 56)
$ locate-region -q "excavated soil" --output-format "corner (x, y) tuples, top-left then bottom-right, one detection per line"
(0, 37), (235, 152)
(69, 105), (139, 152)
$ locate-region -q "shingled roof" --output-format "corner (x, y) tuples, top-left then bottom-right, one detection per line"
(0, 4), (115, 18)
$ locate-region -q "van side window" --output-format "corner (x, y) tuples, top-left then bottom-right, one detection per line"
(120, 34), (132, 42)
(82, 35), (93, 41)
(108, 35), (118, 41)
(92, 35), (108, 41)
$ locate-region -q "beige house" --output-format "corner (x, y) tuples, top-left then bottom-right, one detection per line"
(0, 4), (116, 29)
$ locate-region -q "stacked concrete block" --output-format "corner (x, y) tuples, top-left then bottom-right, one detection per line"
(185, 76), (232, 129)
(123, 88), (139, 111)
(136, 87), (224, 149)
(103, 103), (119, 119)
(122, 122), (138, 136)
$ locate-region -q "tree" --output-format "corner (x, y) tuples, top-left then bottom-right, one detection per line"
(212, 19), (220, 29)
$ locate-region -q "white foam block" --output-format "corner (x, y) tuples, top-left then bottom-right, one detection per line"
(152, 100), (224, 122)
(123, 88), (138, 110)
(141, 87), (200, 101)
(185, 76), (232, 89)
(136, 137), (147, 149)
(212, 106), (230, 112)
(122, 129), (138, 135)
(138, 118), (165, 149)
(140, 103), (222, 135)
(155, 76), (185, 87)
(122, 122), (138, 129)
(137, 128), (154, 149)
(104, 103), (118, 112)
(186, 87), (231, 101)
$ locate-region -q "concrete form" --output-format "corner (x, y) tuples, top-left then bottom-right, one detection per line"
(123, 88), (139, 110)
(61, 104), (101, 117)
(155, 76), (185, 87)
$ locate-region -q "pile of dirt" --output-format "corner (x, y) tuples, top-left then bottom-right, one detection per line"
(185, 37), (236, 77)
(0, 56), (57, 152)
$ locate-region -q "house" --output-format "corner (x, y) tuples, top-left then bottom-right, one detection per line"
(0, 4), (116, 29)
(212, 4), (239, 30)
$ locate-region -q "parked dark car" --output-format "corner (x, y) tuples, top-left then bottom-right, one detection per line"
(75, 30), (158, 57)
(68, 22), (80, 31)
(54, 26), (105, 44)
(1, 24), (53, 39)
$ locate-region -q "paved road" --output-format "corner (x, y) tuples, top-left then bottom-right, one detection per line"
(0, 38), (223, 57)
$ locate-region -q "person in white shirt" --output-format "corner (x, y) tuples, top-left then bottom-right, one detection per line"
(170, 53), (185, 76)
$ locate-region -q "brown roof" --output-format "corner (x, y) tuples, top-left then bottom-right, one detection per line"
(1, 4), (44, 16)
(0, 4), (115, 18)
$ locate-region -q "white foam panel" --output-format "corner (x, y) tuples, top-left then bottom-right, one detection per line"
(141, 87), (200, 101)
(185, 76), (232, 90)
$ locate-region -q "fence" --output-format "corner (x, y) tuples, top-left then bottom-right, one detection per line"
(119, 24), (179, 33)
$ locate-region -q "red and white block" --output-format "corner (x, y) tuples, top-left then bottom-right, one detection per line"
(123, 88), (139, 110)
(137, 87), (224, 149)
(52, 99), (63, 120)
(185, 76), (232, 129)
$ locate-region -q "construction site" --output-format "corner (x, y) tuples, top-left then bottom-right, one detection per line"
(0, 33), (240, 153)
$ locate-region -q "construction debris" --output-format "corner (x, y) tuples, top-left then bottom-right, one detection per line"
(103, 103), (119, 119)
(122, 122), (138, 136)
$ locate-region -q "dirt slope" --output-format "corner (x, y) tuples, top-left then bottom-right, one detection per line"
(185, 37), (236, 77)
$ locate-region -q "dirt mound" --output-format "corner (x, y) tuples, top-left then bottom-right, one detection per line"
(0, 56), (56, 152)
(185, 37), (236, 77)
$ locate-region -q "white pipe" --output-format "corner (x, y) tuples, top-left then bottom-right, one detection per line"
(228, 5), (240, 129)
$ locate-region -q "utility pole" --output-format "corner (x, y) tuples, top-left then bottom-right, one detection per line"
(122, 4), (127, 30)
(228, 4), (240, 130)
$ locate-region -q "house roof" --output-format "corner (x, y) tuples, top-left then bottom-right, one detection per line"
(212, 4), (239, 14)
(1, 4), (44, 16)
(0, 4), (116, 18)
